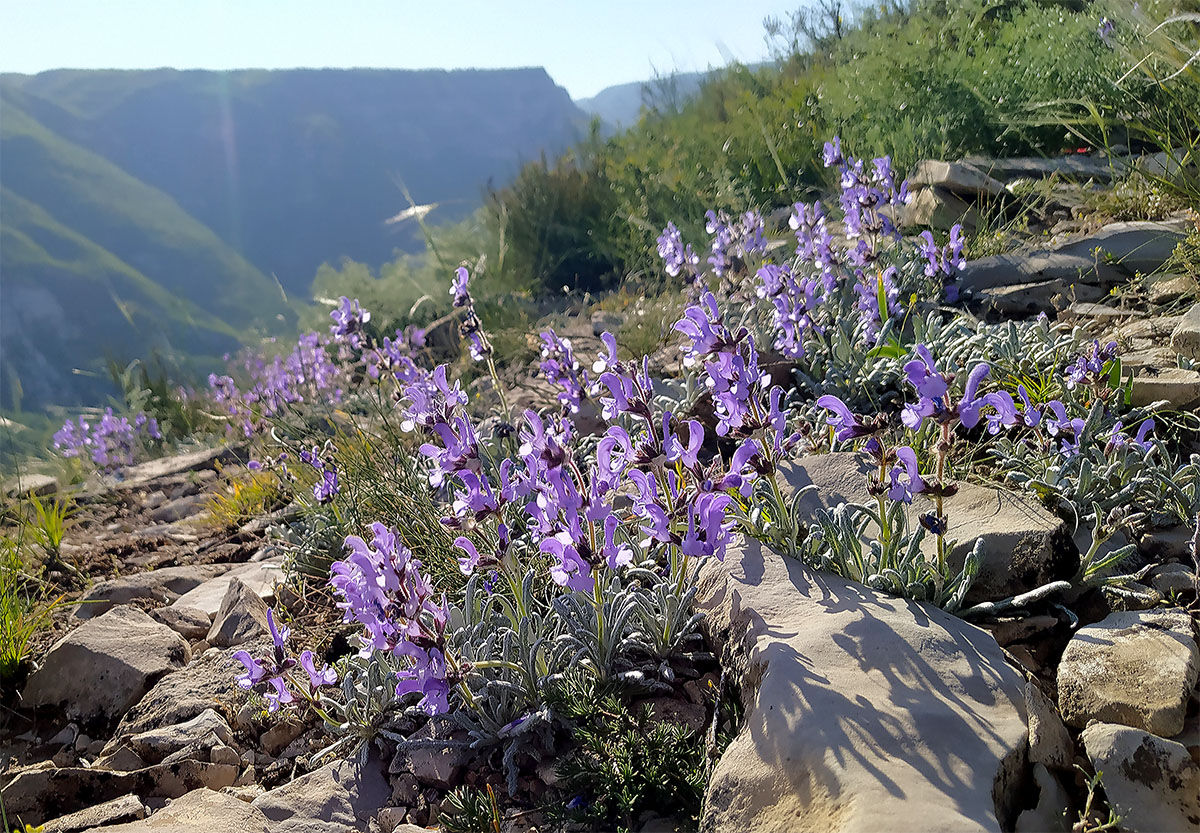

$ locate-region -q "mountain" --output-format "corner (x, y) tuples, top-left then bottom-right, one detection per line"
(577, 64), (774, 129)
(576, 70), (714, 129)
(0, 67), (588, 409)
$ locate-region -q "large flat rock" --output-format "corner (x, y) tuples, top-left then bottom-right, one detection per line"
(1081, 723), (1200, 833)
(696, 534), (1029, 832)
(784, 453), (1076, 605)
(74, 565), (230, 620)
(86, 787), (272, 832)
(21, 606), (190, 729)
(961, 220), (1187, 313)
(1058, 609), (1199, 736)
(251, 750), (391, 832)
(171, 559), (283, 617)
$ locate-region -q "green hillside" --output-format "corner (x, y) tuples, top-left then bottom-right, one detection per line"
(0, 94), (288, 409)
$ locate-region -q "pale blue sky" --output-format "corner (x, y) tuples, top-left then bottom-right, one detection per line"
(0, 1), (799, 99)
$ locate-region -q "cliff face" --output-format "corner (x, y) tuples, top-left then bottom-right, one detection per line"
(0, 67), (588, 408)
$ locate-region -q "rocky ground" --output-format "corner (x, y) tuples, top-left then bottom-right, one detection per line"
(3, 151), (1200, 832)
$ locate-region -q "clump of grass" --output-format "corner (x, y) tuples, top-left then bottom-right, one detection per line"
(207, 470), (286, 529)
(1082, 171), (1187, 223)
(439, 785), (503, 833)
(0, 537), (65, 688)
(552, 688), (707, 833)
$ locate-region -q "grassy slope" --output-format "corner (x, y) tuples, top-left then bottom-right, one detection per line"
(0, 94), (287, 408)
(0, 93), (287, 327)
(1, 188), (244, 409)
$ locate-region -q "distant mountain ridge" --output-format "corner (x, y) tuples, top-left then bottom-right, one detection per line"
(0, 67), (588, 409)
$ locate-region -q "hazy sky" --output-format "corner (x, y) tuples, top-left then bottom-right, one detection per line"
(0, 1), (798, 99)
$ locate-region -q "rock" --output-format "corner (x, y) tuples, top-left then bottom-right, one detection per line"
(95, 744), (149, 772)
(962, 220), (1187, 308)
(21, 606), (190, 729)
(1058, 609), (1199, 736)
(260, 717), (306, 757)
(1149, 562), (1199, 598)
(1171, 302), (1200, 361)
(149, 493), (211, 524)
(1053, 220), (1188, 274)
(389, 724), (472, 790)
(1080, 723), (1200, 833)
(1025, 682), (1073, 771)
(695, 533), (1029, 832)
(973, 276), (1105, 318)
(966, 153), (1128, 183)
(41, 794), (146, 833)
(116, 640), (263, 737)
(1148, 273), (1196, 305)
(1062, 301), (1133, 325)
(117, 445), (246, 490)
(900, 186), (981, 231)
(1013, 764), (1072, 833)
(591, 309), (626, 336)
(909, 159), (1007, 198)
(1129, 367), (1200, 408)
(4, 472), (58, 499)
(252, 749), (391, 832)
(151, 606), (213, 641)
(206, 579), (271, 648)
(95, 787), (273, 832)
(0, 761), (237, 825)
(785, 453), (1076, 605)
(129, 709), (235, 765)
(210, 745), (241, 768)
(74, 566), (229, 620)
(172, 560), (283, 617)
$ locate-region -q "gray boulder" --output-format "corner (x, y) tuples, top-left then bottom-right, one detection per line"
(21, 606), (190, 728)
(695, 533), (1029, 832)
(252, 750), (391, 832)
(1081, 723), (1200, 833)
(41, 794), (146, 833)
(206, 578), (271, 648)
(128, 708), (234, 765)
(784, 453), (1076, 605)
(151, 606), (212, 641)
(909, 159), (1008, 198)
(1058, 609), (1199, 736)
(1129, 367), (1200, 409)
(901, 186), (981, 231)
(74, 565), (229, 620)
(0, 761), (237, 826)
(1170, 302), (1200, 360)
(1026, 682), (1073, 771)
(116, 640), (264, 737)
(171, 559), (283, 617)
(91, 787), (272, 832)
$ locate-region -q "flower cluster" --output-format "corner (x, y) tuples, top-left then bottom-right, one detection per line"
(53, 409), (161, 471)
(233, 609), (338, 712)
(538, 329), (589, 414)
(704, 209), (766, 277)
(451, 266), (492, 362)
(656, 222), (701, 288)
(300, 443), (340, 504)
(330, 522), (452, 715)
(329, 296), (371, 349)
(918, 225), (966, 302)
(208, 333), (344, 435)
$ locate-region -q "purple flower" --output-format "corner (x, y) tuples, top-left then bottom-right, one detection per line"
(453, 537), (482, 575)
(887, 446), (924, 504)
(450, 266), (472, 308)
(815, 394), (869, 442)
(329, 296), (371, 347)
(298, 650), (338, 690)
(657, 222), (700, 282)
(981, 391), (1020, 434)
(540, 531), (594, 593)
(232, 650), (268, 688)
